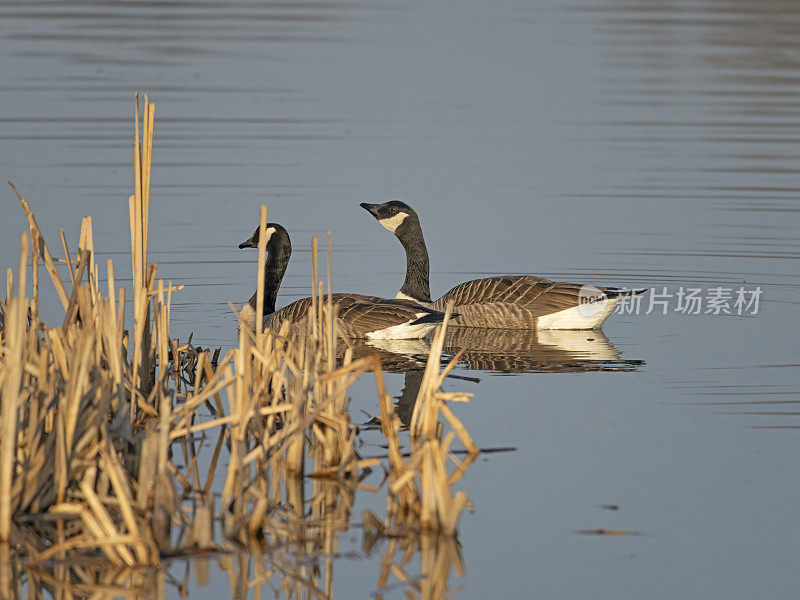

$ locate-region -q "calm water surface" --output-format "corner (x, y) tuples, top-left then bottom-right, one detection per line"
(1, 0), (799, 598)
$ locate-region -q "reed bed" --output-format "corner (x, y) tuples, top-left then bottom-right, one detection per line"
(0, 94), (480, 599)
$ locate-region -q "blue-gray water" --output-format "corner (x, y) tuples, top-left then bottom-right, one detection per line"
(1, 0), (799, 598)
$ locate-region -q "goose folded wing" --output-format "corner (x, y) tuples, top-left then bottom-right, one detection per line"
(335, 296), (433, 332)
(439, 275), (553, 308)
(440, 275), (614, 317)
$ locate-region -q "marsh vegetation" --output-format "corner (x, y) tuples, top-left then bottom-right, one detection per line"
(0, 97), (479, 599)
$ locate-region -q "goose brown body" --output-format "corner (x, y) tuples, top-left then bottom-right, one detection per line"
(262, 294), (445, 339)
(239, 222), (446, 339)
(433, 275), (592, 328)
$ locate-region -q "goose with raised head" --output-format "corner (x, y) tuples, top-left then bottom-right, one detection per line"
(360, 201), (646, 330)
(238, 222), (447, 339)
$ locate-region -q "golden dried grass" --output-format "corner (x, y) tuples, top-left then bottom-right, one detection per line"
(0, 93), (479, 598)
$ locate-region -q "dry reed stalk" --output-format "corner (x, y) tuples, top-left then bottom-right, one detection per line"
(326, 231), (334, 370)
(30, 225), (39, 317)
(0, 544), (10, 596)
(0, 233), (28, 542)
(8, 182), (69, 310)
(78, 216), (96, 299)
(255, 206), (267, 340)
(129, 93), (155, 407)
(311, 235), (319, 340)
(4, 267), (11, 304)
(59, 228), (75, 287)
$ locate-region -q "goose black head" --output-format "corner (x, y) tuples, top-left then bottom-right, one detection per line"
(360, 200), (419, 236)
(360, 200), (430, 302)
(238, 222), (289, 250)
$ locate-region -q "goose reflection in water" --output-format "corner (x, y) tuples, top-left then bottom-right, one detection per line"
(346, 328), (642, 376)
(346, 328), (642, 428)
(337, 337), (432, 373)
(441, 327), (644, 374)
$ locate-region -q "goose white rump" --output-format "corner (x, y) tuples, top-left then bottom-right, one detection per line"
(536, 297), (622, 330)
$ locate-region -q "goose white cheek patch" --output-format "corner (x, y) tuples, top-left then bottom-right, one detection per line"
(378, 212), (408, 233)
(264, 227), (276, 242)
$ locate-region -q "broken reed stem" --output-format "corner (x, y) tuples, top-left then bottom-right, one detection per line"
(311, 235), (319, 340)
(59, 229), (75, 287)
(326, 231), (334, 364)
(8, 181), (69, 310)
(30, 227), (39, 316)
(255, 206), (267, 338)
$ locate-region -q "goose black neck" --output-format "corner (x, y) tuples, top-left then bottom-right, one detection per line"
(396, 221), (432, 303)
(248, 230), (291, 316)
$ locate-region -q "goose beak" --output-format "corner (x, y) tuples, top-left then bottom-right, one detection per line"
(360, 202), (381, 218)
(238, 239), (256, 249)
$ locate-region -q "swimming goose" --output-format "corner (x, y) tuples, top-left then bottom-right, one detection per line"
(238, 222), (447, 339)
(360, 201), (645, 330)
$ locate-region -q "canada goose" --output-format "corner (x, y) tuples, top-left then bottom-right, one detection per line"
(360, 201), (646, 330)
(238, 222), (447, 340)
